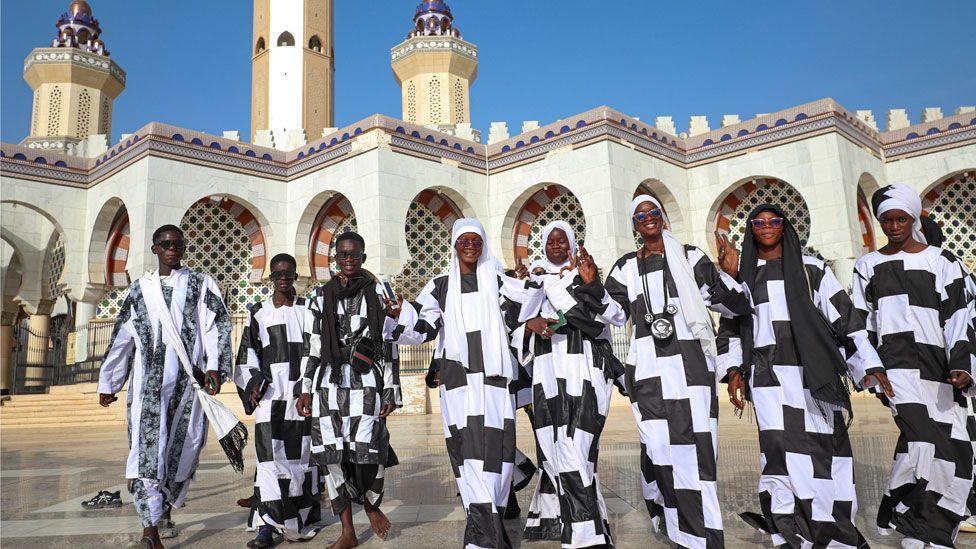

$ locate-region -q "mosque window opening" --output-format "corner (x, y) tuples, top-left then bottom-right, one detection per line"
(99, 96), (111, 135)
(723, 179), (817, 256)
(524, 192), (587, 266)
(46, 237), (66, 301)
(31, 90), (40, 134)
(429, 76), (442, 122)
(255, 37), (266, 54)
(393, 198), (456, 300)
(453, 79), (464, 123)
(308, 35), (322, 53)
(77, 90), (92, 137)
(47, 87), (63, 135)
(181, 200), (270, 314)
(406, 82), (417, 123)
(927, 172), (976, 269)
(277, 31), (295, 47)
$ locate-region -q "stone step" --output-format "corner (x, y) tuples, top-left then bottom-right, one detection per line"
(0, 419), (126, 429)
(0, 404), (122, 414)
(1, 407), (122, 417)
(0, 414), (124, 425)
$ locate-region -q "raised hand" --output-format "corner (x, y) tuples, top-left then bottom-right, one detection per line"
(384, 294), (404, 318)
(715, 230), (740, 279)
(577, 246), (598, 284)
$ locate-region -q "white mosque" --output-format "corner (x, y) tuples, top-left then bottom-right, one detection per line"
(1, 0), (974, 403)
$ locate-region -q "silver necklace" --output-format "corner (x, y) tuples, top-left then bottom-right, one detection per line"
(639, 250), (678, 340)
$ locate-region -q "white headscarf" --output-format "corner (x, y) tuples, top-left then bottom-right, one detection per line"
(873, 183), (926, 243)
(444, 218), (514, 379)
(529, 220), (577, 274)
(630, 195), (717, 357)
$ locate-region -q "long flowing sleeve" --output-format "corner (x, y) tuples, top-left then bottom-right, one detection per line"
(97, 290), (135, 395)
(808, 260), (883, 388)
(391, 278), (442, 346)
(300, 294), (323, 394)
(201, 275), (233, 379)
(940, 254), (976, 380)
(851, 259), (878, 347)
(715, 314), (744, 384)
(687, 246), (751, 317)
(601, 259), (633, 327)
(233, 305), (267, 414)
(379, 287), (402, 408)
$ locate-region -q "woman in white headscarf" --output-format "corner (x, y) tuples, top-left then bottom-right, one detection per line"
(388, 218), (543, 549)
(515, 221), (625, 548)
(852, 183), (976, 549)
(597, 195), (751, 549)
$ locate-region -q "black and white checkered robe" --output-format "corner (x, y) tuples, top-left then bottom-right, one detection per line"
(852, 247), (976, 548)
(301, 284), (402, 515)
(393, 273), (542, 549)
(602, 246), (751, 549)
(716, 256), (883, 547)
(234, 298), (321, 540)
(513, 269), (626, 548)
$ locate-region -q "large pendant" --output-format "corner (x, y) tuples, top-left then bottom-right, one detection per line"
(650, 316), (675, 340)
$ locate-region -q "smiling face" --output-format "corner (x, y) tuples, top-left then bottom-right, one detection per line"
(633, 201), (664, 239)
(269, 259), (297, 294)
(454, 231), (483, 269)
(151, 229), (185, 269)
(750, 210), (785, 249)
(335, 238), (364, 279)
(544, 228), (571, 265)
(879, 209), (915, 244)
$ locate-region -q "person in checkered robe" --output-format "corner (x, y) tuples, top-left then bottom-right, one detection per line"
(715, 205), (890, 548)
(599, 196), (751, 549)
(391, 218), (544, 549)
(511, 220), (625, 547)
(297, 232), (402, 548)
(851, 184), (976, 548)
(234, 254), (321, 545)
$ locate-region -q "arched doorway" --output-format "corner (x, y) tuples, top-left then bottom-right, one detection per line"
(922, 170), (976, 269)
(511, 184), (586, 267)
(714, 177), (817, 255)
(308, 194), (357, 282)
(394, 189), (463, 299)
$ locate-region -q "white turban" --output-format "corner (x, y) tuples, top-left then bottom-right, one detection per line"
(529, 220), (577, 274)
(873, 183), (925, 243)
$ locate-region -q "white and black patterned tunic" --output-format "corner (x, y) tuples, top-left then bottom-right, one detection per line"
(602, 246), (751, 549)
(97, 268), (232, 527)
(301, 284), (401, 515)
(393, 273), (541, 549)
(514, 269), (625, 548)
(852, 246), (976, 548)
(717, 256), (882, 548)
(234, 298), (321, 540)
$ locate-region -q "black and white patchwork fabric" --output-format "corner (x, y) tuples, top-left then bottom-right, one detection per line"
(852, 246), (976, 548)
(301, 284), (401, 515)
(514, 269), (625, 548)
(717, 256), (882, 547)
(602, 246), (751, 549)
(98, 268), (233, 528)
(393, 273), (542, 549)
(234, 298), (321, 540)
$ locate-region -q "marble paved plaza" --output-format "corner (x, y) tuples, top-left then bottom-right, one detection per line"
(3, 397), (975, 548)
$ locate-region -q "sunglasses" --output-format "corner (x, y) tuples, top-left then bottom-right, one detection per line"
(270, 269), (297, 281)
(335, 251), (364, 261)
(455, 238), (484, 249)
(156, 239), (186, 251)
(633, 209), (662, 222)
(749, 218), (784, 229)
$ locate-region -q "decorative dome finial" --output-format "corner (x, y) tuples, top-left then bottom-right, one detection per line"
(408, 0), (461, 39)
(52, 0), (109, 56)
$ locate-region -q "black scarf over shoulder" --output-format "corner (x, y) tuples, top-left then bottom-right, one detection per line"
(739, 203), (853, 428)
(318, 274), (384, 384)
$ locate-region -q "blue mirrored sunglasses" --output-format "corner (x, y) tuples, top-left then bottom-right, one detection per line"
(633, 209), (662, 222)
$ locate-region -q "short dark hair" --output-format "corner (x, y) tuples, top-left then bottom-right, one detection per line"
(269, 253), (297, 269)
(152, 224), (184, 243)
(335, 231), (365, 250)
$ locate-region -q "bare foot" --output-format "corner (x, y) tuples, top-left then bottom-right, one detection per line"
(365, 505), (391, 539)
(325, 530), (358, 549)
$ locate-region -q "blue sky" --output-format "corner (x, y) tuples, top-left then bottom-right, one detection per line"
(2, 1), (974, 144)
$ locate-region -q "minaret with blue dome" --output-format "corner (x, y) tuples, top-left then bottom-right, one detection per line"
(391, 0), (478, 126)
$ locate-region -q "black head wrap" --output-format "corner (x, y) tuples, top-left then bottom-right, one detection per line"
(739, 203), (853, 427)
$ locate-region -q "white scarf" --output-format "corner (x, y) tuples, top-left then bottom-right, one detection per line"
(529, 220), (577, 274)
(139, 270), (244, 443)
(444, 219), (514, 379)
(630, 195), (717, 357)
(874, 183), (926, 243)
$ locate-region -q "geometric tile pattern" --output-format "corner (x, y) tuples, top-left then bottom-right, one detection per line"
(513, 185), (587, 266)
(46, 237), (65, 300)
(923, 170), (976, 269)
(716, 177), (815, 254)
(393, 190), (461, 299)
(181, 198), (270, 313)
